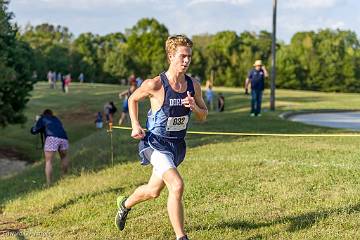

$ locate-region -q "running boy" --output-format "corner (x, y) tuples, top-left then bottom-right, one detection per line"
(114, 34), (208, 240)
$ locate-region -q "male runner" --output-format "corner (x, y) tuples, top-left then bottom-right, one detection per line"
(114, 34), (208, 240)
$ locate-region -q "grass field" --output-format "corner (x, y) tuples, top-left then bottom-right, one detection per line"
(1, 82), (360, 239)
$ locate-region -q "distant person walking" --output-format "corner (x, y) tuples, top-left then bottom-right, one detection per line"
(31, 109), (69, 186)
(95, 111), (103, 129)
(217, 92), (225, 112)
(64, 74), (72, 93)
(61, 75), (65, 92)
(47, 70), (54, 89)
(245, 60), (268, 117)
(78, 73), (85, 83)
(205, 85), (214, 111)
(52, 71), (57, 88)
(118, 84), (137, 125)
(57, 72), (62, 88)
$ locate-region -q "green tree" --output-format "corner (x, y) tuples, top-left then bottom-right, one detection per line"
(20, 23), (73, 79)
(72, 32), (101, 82)
(97, 33), (128, 83)
(277, 29), (360, 92)
(0, 0), (35, 126)
(126, 18), (169, 78)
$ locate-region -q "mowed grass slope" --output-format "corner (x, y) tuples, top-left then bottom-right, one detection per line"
(1, 82), (360, 239)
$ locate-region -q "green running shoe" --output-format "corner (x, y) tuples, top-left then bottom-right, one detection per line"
(115, 196), (131, 231)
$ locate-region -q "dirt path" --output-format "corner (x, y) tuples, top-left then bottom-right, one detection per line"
(0, 149), (29, 178)
(0, 158), (27, 177)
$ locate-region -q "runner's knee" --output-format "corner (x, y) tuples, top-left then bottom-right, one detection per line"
(169, 180), (184, 196)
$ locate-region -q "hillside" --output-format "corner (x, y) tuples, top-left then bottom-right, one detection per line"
(1, 83), (360, 239)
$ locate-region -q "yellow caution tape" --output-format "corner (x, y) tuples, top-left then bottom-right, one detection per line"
(111, 126), (360, 137)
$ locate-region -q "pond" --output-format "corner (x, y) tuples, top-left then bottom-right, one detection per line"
(288, 111), (360, 131)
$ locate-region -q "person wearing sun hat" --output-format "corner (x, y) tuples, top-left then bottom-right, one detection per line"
(245, 59), (269, 117)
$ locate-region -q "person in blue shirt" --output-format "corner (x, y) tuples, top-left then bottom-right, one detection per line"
(118, 84), (137, 125)
(31, 109), (69, 185)
(95, 111), (103, 129)
(114, 35), (208, 240)
(205, 84), (214, 111)
(245, 60), (269, 117)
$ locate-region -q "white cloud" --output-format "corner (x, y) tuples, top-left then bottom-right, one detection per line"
(278, 15), (346, 42)
(8, 0), (360, 43)
(188, 0), (251, 6)
(17, 0), (163, 10)
(249, 16), (272, 30)
(284, 0), (339, 9)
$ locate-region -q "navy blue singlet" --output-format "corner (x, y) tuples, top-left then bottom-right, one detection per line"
(138, 72), (195, 167)
(146, 72), (195, 139)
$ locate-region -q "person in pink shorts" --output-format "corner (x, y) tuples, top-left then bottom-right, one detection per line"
(31, 109), (69, 185)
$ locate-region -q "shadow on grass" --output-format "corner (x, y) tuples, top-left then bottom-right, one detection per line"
(50, 186), (123, 214)
(191, 203), (360, 233)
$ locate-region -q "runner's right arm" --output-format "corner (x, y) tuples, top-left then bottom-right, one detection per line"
(128, 77), (162, 139)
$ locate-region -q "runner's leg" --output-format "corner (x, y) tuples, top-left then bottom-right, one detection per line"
(124, 172), (165, 208)
(163, 168), (186, 239)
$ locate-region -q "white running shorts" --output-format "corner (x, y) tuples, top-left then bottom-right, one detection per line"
(149, 150), (176, 178)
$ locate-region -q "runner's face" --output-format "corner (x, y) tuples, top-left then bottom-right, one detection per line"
(169, 46), (192, 73)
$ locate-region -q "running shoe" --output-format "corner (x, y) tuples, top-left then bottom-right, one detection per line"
(115, 196), (131, 231)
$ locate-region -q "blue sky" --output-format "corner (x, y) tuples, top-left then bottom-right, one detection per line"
(8, 0), (360, 43)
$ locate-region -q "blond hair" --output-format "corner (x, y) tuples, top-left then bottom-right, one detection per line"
(165, 34), (193, 62)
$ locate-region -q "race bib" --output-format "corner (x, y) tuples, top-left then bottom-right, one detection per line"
(166, 115), (189, 131)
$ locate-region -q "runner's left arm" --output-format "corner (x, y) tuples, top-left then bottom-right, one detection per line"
(183, 80), (208, 122)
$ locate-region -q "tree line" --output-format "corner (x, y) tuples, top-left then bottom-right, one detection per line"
(19, 19), (360, 92)
(1, 0), (360, 126)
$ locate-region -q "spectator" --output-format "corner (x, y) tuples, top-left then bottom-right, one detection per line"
(118, 85), (137, 125)
(47, 70), (54, 89)
(57, 72), (62, 87)
(61, 75), (65, 92)
(104, 101), (117, 123)
(95, 111), (103, 129)
(245, 60), (268, 117)
(52, 71), (57, 88)
(78, 73), (85, 83)
(217, 93), (225, 112)
(129, 74), (136, 86)
(64, 74), (71, 93)
(30, 109), (69, 186)
(136, 77), (143, 87)
(205, 85), (214, 111)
